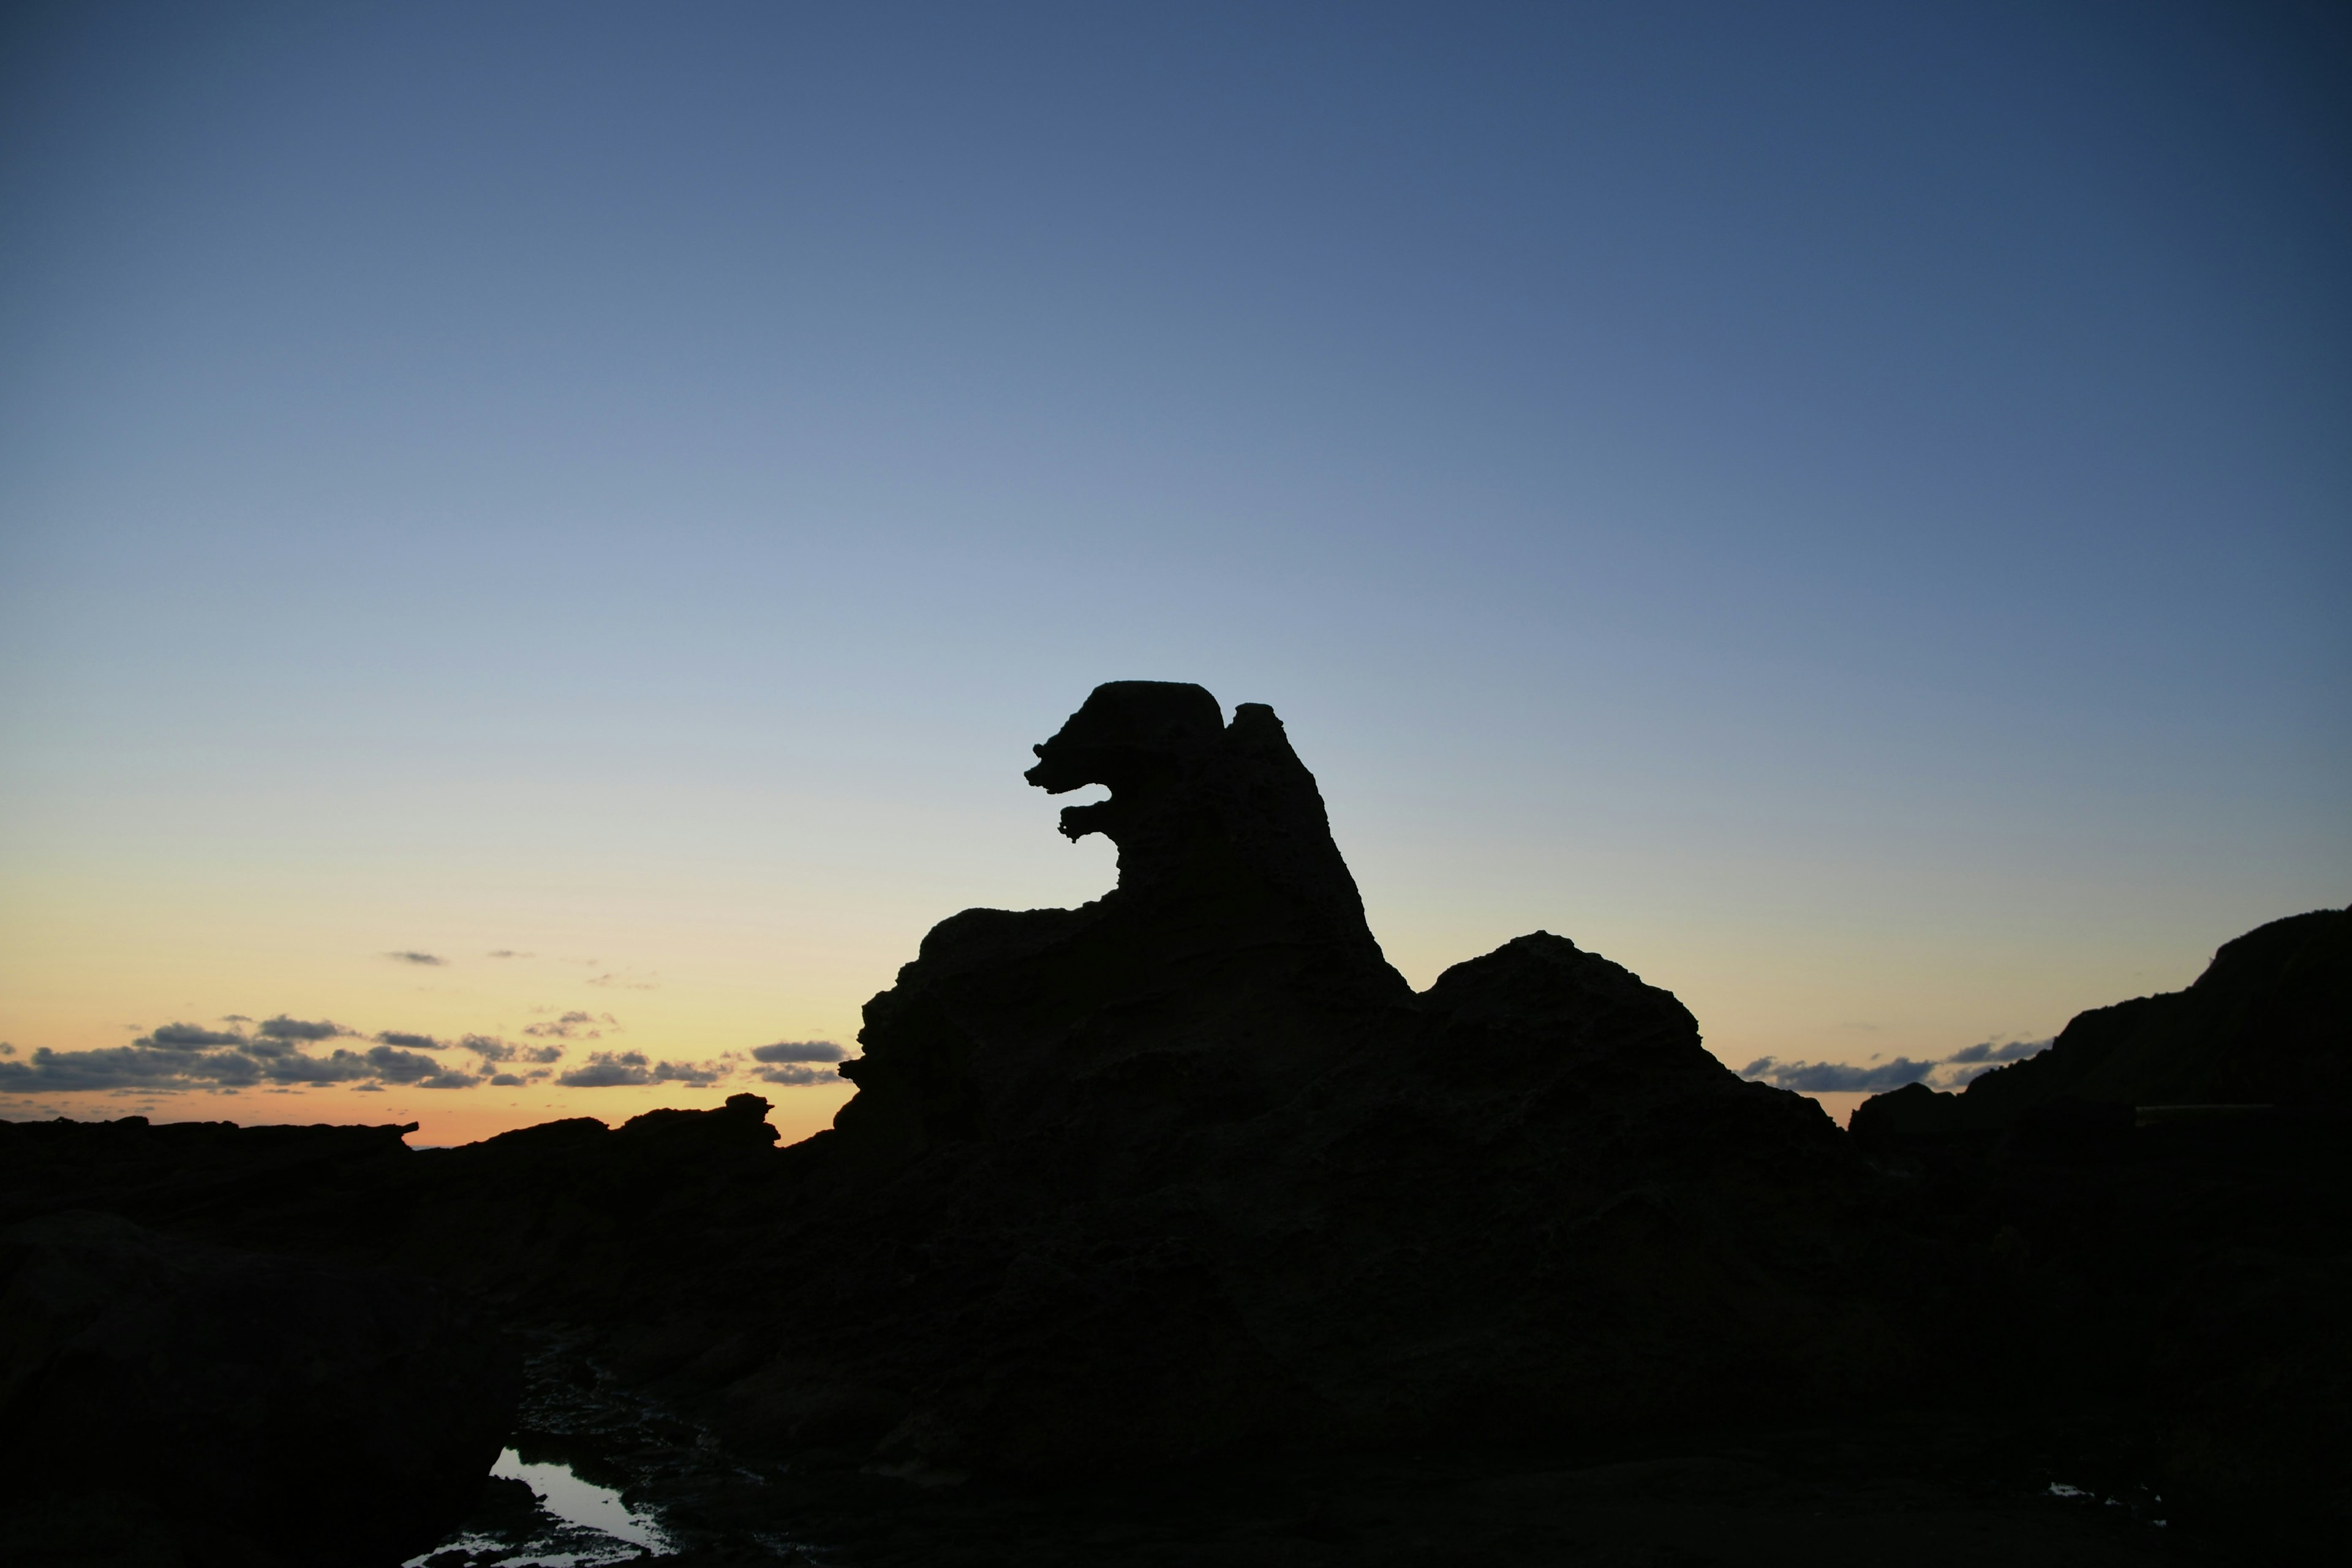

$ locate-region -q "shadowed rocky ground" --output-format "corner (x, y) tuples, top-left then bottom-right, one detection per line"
(3, 683), (2341, 1564)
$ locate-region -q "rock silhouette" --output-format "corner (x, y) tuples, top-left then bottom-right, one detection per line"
(1850, 903), (2351, 1536)
(1852, 905), (2351, 1147)
(2, 683), (2343, 1559)
(670, 682), (1894, 1473)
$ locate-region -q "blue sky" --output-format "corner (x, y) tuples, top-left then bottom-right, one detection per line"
(2, 1), (2345, 1139)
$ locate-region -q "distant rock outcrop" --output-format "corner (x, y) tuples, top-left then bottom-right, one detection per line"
(1851, 906), (2350, 1146)
(1847, 904), (2352, 1535)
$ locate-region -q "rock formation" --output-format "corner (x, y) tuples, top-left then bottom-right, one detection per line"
(660, 682), (1897, 1474)
(1847, 903), (2352, 1535)
(7, 684), (2343, 1557)
(1851, 905), (2350, 1147)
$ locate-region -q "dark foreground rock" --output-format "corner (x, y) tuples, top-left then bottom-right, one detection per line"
(0, 1209), (518, 1567)
(1849, 905), (2352, 1539)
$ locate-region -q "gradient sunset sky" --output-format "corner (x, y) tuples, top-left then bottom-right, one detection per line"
(3, 1), (2346, 1144)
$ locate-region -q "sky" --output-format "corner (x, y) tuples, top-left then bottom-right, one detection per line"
(2, 1), (2345, 1144)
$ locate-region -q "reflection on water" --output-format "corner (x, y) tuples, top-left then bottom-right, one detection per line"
(402, 1447), (669, 1568)
(492, 1449), (665, 1550)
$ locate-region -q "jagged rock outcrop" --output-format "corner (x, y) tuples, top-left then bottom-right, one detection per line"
(0, 1210), (516, 1567)
(1847, 905), (2352, 1534)
(1852, 906), (2351, 1147)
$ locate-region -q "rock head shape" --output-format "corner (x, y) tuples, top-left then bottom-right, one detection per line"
(829, 682), (1405, 1167)
(1024, 680), (1392, 967)
(769, 683), (1885, 1474)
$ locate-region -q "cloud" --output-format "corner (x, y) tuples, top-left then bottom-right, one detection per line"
(555, 1050), (728, 1088)
(486, 949), (530, 959)
(256, 1016), (352, 1042)
(1740, 1057), (1942, 1093)
(459, 1035), (568, 1065)
(137, 1022), (247, 1050)
(1944, 1037), (2053, 1065)
(1741, 1037), (2054, 1095)
(556, 1051), (653, 1088)
(752, 1041), (848, 1064)
(754, 1063), (841, 1087)
(1, 1045), (262, 1092)
(586, 971), (658, 991)
(1, 1003), (736, 1099)
(255, 1049), (379, 1085)
(358, 1046), (445, 1084)
(386, 951), (447, 966)
(524, 1010), (615, 1040)
(221, 1014), (252, 1023)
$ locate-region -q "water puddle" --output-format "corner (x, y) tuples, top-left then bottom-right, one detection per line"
(404, 1447), (669, 1567)
(492, 1449), (666, 1550)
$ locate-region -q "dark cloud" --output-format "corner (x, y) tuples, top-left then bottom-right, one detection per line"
(362, 1046), (443, 1084)
(256, 1049), (377, 1085)
(0, 1034), (445, 1092)
(555, 1050), (727, 1088)
(752, 1041), (848, 1064)
(1, 1045), (262, 1092)
(257, 1016), (352, 1042)
(486, 949), (530, 959)
(1741, 1036), (2054, 1095)
(753, 1063), (840, 1087)
(556, 1050), (653, 1088)
(1, 1003), (692, 1099)
(1945, 1037), (2053, 1065)
(386, 951), (447, 966)
(221, 1014), (252, 1023)
(1740, 1057), (1941, 1093)
(138, 1022), (247, 1050)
